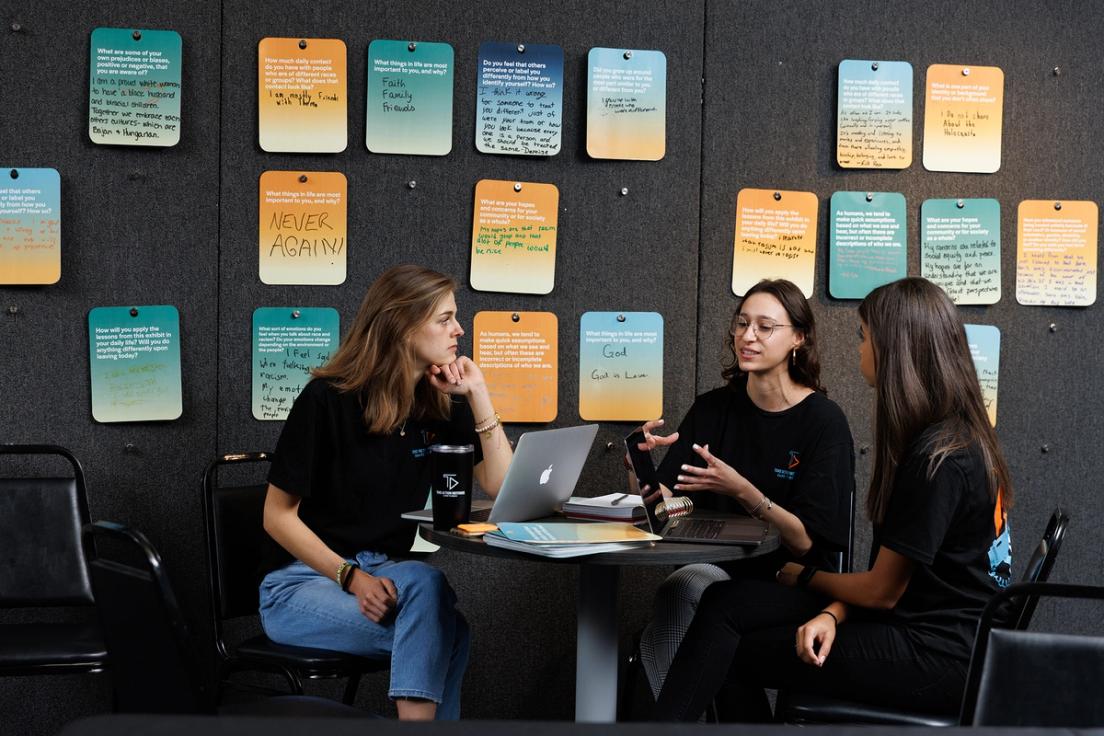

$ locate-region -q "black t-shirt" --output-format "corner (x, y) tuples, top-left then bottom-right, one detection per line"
(656, 378), (855, 572)
(873, 426), (1011, 662)
(260, 378), (483, 576)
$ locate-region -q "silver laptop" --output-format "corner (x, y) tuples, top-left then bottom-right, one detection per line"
(401, 424), (599, 524)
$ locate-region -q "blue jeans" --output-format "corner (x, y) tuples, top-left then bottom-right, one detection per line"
(259, 551), (470, 719)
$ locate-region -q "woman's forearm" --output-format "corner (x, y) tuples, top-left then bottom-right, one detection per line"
(263, 483), (347, 581)
(469, 385), (512, 495)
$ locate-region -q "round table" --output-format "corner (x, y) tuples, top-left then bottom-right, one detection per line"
(419, 522), (780, 722)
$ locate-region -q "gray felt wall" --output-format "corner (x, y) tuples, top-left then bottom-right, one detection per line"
(1, 0), (1102, 732)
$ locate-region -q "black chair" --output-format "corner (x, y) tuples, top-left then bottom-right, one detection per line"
(81, 520), (369, 717)
(961, 580), (1104, 727)
(202, 453), (387, 705)
(0, 444), (107, 676)
(779, 506), (1070, 726)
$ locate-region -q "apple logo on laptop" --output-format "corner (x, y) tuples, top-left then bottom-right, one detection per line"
(539, 464), (553, 485)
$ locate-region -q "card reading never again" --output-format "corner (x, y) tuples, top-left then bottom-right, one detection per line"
(473, 311), (558, 422)
(579, 312), (663, 421)
(732, 189), (817, 297)
(258, 37), (347, 153)
(0, 168), (61, 285)
(259, 171), (347, 285)
(470, 179), (558, 294)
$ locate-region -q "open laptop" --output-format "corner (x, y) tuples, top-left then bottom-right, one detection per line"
(401, 424), (599, 524)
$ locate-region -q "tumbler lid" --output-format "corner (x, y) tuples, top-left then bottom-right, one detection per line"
(429, 444), (475, 454)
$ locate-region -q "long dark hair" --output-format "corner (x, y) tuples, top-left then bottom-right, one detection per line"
(313, 264), (457, 433)
(859, 277), (1013, 523)
(722, 279), (825, 393)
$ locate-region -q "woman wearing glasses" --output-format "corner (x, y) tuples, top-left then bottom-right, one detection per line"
(631, 279), (855, 704)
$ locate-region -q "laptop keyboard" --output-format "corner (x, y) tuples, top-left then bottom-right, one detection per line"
(469, 507), (492, 522)
(675, 519), (725, 539)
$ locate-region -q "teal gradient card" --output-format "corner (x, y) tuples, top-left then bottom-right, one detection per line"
(88, 305), (182, 422)
(586, 47), (666, 160)
(579, 312), (663, 421)
(89, 27), (182, 146)
(965, 324), (1000, 427)
(252, 307), (339, 420)
(921, 198), (1001, 304)
(366, 40), (454, 155)
(476, 42), (563, 155)
(0, 167), (61, 285)
(829, 191), (907, 299)
(837, 59), (912, 168)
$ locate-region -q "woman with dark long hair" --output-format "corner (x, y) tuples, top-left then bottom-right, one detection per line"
(259, 264), (512, 720)
(631, 279), (855, 700)
(653, 277), (1013, 721)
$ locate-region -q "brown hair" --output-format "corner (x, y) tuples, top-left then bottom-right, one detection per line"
(313, 264), (456, 433)
(721, 279), (825, 393)
(858, 277), (1012, 523)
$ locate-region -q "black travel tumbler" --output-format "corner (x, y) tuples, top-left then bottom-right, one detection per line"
(430, 444), (474, 531)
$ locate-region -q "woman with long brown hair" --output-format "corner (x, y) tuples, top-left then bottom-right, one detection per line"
(259, 265), (512, 720)
(631, 278), (855, 701)
(653, 277), (1013, 721)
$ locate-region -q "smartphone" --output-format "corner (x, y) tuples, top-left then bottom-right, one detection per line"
(624, 430), (660, 492)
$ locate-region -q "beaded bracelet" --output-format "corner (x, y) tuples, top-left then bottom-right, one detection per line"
(475, 412), (501, 436)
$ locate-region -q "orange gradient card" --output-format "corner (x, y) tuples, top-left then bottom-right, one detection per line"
(259, 171), (347, 285)
(579, 312), (663, 421)
(923, 64), (1004, 173)
(473, 311), (558, 422)
(732, 188), (818, 297)
(470, 179), (558, 294)
(258, 37), (347, 152)
(1016, 200), (1098, 306)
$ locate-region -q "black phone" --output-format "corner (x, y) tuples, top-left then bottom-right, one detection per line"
(624, 430), (660, 492)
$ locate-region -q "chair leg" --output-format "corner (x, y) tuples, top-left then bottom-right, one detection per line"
(342, 673), (362, 705)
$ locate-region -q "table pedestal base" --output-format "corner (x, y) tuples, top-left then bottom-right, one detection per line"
(575, 564), (620, 722)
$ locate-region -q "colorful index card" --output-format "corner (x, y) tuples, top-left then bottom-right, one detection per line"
(923, 64), (1004, 173)
(476, 42), (564, 156)
(732, 188), (818, 297)
(829, 191), (907, 299)
(921, 199), (1001, 304)
(470, 179), (558, 294)
(366, 40), (454, 155)
(88, 305), (182, 423)
(965, 324), (1000, 427)
(259, 171), (347, 285)
(89, 27), (182, 147)
(0, 168), (60, 285)
(252, 307), (339, 421)
(836, 59), (912, 169)
(473, 311), (558, 422)
(1016, 200), (1099, 306)
(579, 312), (663, 421)
(586, 47), (666, 161)
(258, 37), (347, 153)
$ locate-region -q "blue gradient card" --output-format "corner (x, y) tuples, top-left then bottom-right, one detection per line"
(366, 40), (454, 155)
(921, 198), (1001, 304)
(252, 307), (339, 420)
(965, 324), (1000, 427)
(837, 59), (912, 168)
(0, 167), (61, 285)
(89, 27), (182, 146)
(476, 42), (563, 156)
(587, 47), (666, 160)
(579, 312), (663, 421)
(829, 191), (907, 299)
(88, 305), (182, 422)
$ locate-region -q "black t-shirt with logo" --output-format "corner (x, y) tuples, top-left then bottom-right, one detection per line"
(655, 378), (855, 572)
(872, 426), (1011, 662)
(260, 378), (482, 576)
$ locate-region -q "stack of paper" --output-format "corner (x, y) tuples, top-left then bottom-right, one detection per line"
(483, 521), (659, 559)
(562, 493), (646, 522)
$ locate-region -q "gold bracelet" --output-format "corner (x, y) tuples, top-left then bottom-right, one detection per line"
(474, 412), (496, 427)
(336, 561), (354, 587)
(475, 412), (501, 436)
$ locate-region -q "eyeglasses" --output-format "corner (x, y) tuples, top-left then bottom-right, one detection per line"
(733, 318), (793, 340)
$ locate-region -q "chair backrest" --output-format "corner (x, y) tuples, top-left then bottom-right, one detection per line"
(201, 453), (273, 629)
(81, 521), (207, 714)
(0, 445), (94, 606)
(1012, 507), (1069, 628)
(961, 581), (1104, 727)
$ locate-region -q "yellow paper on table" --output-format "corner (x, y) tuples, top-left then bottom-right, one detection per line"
(259, 171), (347, 285)
(470, 180), (558, 294)
(1016, 200), (1098, 306)
(473, 311), (558, 422)
(258, 37), (347, 153)
(923, 64), (1004, 173)
(732, 188), (818, 297)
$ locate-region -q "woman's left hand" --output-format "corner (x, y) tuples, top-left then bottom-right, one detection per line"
(426, 356), (485, 396)
(673, 443), (752, 500)
(775, 562), (804, 587)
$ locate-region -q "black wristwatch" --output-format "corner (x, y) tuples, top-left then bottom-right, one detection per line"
(796, 565), (818, 588)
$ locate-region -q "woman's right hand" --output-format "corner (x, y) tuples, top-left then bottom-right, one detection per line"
(624, 419), (679, 503)
(795, 612), (836, 667)
(347, 570), (398, 623)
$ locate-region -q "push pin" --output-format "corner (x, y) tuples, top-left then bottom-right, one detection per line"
(871, 61), (879, 71)
(9, 169), (17, 179)
(605, 441), (616, 451)
(1041, 444), (1050, 454)
(408, 42), (417, 52)
(962, 67), (970, 77)
(517, 43), (525, 53)
(859, 445), (869, 455)
(513, 182), (522, 192)
(1049, 323), (1058, 333)
(866, 192), (874, 202)
(6, 305), (19, 315)
(511, 313), (520, 322)
(407, 180), (417, 189)
(620, 187), (629, 196)
(124, 443), (137, 453)
(299, 174), (308, 183)
(129, 307), (139, 317)
(291, 309), (301, 319)
(624, 50), (633, 60)
(773, 191), (781, 201)
(1053, 66), (1061, 77)
(127, 171), (143, 181)
(1054, 201), (1062, 211)
(957, 199), (965, 209)
(299, 39), (307, 49)
(10, 22), (22, 32)
(132, 30), (142, 41)
(616, 314), (626, 323)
